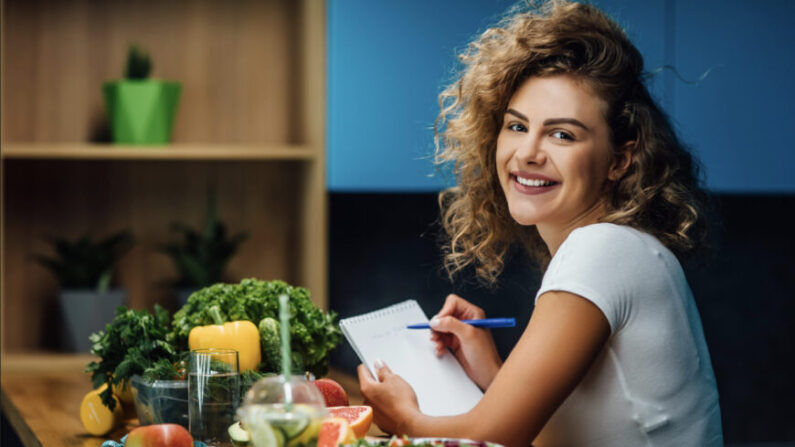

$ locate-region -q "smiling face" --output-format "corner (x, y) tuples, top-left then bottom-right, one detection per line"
(496, 75), (617, 234)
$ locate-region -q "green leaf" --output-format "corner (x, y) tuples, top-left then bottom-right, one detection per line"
(86, 305), (181, 411)
(159, 191), (247, 287)
(97, 268), (112, 293)
(169, 279), (342, 376)
(33, 230), (134, 288)
(124, 43), (151, 79)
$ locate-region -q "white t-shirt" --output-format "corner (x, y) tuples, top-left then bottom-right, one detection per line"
(533, 223), (723, 447)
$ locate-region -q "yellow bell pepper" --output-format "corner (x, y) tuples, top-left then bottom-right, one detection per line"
(189, 320), (261, 372)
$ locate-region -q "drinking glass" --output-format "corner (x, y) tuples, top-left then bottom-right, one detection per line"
(237, 375), (327, 447)
(189, 349), (240, 447)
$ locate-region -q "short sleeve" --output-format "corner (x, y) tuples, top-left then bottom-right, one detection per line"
(535, 223), (653, 333)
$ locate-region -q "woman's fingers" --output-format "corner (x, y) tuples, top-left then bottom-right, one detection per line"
(431, 315), (475, 339)
(357, 363), (376, 385)
(431, 330), (459, 357)
(374, 358), (392, 381)
(437, 294), (486, 320)
(438, 294), (464, 317)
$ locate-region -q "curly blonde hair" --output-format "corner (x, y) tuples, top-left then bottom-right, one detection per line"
(436, 0), (709, 283)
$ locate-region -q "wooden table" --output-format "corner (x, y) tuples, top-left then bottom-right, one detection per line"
(1, 354), (367, 447)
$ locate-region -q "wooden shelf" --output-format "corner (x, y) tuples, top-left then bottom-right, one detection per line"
(1, 0), (328, 353)
(1, 142), (318, 161)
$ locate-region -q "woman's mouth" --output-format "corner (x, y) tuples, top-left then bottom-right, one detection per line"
(511, 174), (560, 194)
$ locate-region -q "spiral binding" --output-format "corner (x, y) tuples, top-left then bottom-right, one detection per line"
(340, 299), (419, 325)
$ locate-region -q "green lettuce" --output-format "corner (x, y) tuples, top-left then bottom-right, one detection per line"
(170, 278), (342, 378)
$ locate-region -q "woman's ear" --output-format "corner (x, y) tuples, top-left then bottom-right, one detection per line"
(608, 141), (635, 181)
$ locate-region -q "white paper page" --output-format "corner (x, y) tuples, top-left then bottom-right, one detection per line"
(340, 300), (484, 416)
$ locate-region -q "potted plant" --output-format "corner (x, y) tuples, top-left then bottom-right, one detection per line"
(34, 230), (134, 352)
(103, 43), (181, 144)
(160, 192), (248, 307)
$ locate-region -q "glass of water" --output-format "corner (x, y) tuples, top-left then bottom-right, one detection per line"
(189, 349), (240, 447)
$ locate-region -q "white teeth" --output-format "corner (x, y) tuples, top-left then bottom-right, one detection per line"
(516, 176), (553, 187)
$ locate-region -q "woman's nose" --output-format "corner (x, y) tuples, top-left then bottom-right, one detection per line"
(514, 133), (546, 165)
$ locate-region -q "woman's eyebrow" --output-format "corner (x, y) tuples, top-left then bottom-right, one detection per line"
(505, 109), (590, 132)
(505, 108), (528, 121)
(543, 118), (590, 132)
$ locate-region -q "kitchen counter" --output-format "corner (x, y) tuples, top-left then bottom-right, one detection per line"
(1, 353), (366, 447)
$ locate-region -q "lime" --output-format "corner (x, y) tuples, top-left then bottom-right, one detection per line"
(286, 416), (323, 447)
(228, 421), (251, 447)
(275, 415), (309, 439)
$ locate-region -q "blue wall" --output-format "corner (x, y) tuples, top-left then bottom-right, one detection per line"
(327, 0), (513, 191)
(674, 0), (795, 193)
(327, 1), (795, 193)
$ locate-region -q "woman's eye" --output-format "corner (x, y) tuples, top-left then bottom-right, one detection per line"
(507, 122), (527, 132)
(551, 130), (575, 141)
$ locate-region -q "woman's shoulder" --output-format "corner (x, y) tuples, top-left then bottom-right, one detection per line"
(551, 223), (680, 286)
(562, 223), (669, 260)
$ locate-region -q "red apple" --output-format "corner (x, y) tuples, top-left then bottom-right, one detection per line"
(126, 423), (193, 447)
(313, 378), (349, 407)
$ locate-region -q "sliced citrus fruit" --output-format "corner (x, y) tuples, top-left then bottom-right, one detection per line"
(287, 416), (324, 447)
(247, 420), (283, 447)
(228, 421), (251, 447)
(326, 405), (373, 438)
(317, 417), (355, 447)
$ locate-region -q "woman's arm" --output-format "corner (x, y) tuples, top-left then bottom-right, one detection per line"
(359, 291), (610, 447)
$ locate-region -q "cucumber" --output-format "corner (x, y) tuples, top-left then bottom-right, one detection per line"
(228, 421), (251, 447)
(278, 416), (309, 439)
(274, 425), (286, 447)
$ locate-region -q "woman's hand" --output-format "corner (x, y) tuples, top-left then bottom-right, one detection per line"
(430, 294), (503, 390)
(357, 361), (420, 435)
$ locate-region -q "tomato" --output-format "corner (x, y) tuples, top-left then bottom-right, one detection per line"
(172, 361), (187, 380)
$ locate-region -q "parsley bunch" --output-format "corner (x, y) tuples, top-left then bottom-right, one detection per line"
(86, 305), (181, 410)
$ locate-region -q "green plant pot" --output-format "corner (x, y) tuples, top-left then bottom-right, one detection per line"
(103, 80), (181, 144)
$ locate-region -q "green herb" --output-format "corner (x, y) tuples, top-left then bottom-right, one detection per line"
(240, 369), (276, 397)
(141, 357), (186, 382)
(171, 278), (342, 378)
(125, 44), (151, 79)
(86, 305), (179, 410)
(33, 230), (134, 292)
(159, 191), (248, 288)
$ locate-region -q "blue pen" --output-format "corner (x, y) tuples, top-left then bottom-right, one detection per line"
(406, 317), (516, 329)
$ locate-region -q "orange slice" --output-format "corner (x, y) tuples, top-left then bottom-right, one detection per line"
(326, 406), (373, 438)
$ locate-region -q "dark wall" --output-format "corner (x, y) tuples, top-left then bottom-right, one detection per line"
(328, 193), (795, 444)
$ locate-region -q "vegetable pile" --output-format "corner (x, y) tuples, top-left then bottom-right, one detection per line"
(87, 278), (342, 409)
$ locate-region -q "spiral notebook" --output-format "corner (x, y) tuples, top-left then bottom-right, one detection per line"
(340, 300), (484, 416)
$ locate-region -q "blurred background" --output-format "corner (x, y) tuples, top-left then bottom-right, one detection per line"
(2, 0), (794, 445)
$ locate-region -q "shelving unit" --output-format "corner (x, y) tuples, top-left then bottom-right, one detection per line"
(1, 143), (318, 161)
(0, 0), (328, 353)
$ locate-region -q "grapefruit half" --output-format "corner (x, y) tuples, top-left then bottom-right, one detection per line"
(326, 406), (373, 438)
(317, 417), (355, 447)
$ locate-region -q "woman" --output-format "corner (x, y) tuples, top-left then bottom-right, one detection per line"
(357, 1), (723, 446)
